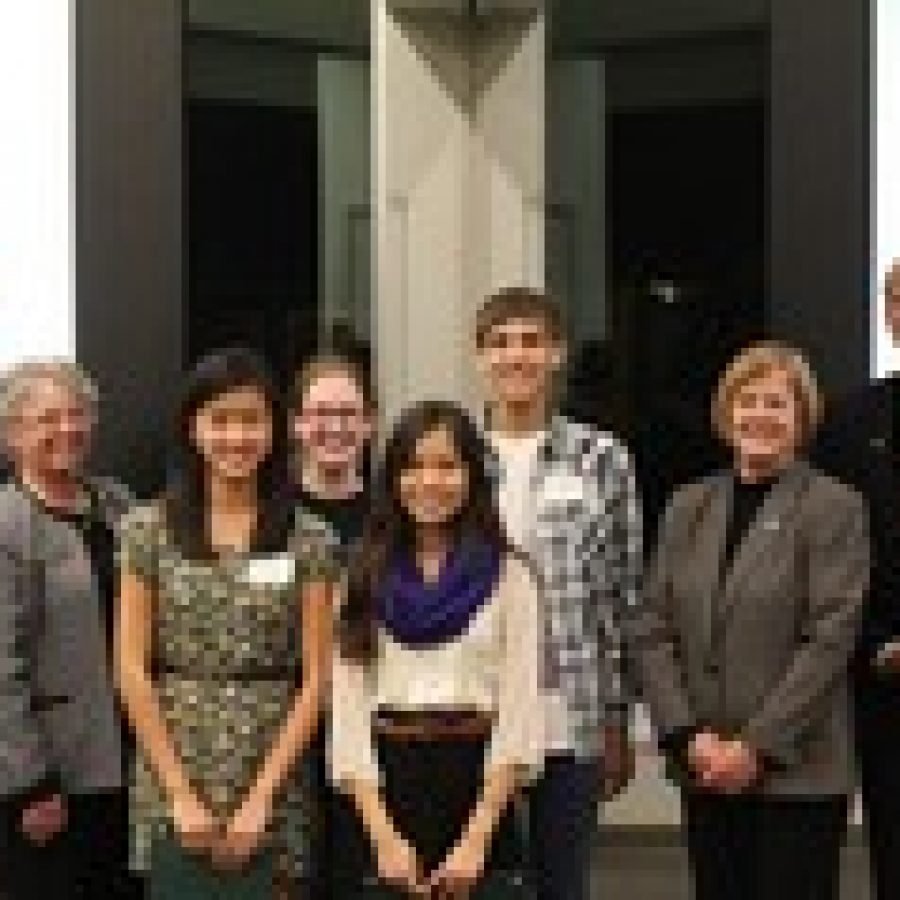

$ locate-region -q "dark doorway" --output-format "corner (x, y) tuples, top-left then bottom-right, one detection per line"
(609, 101), (768, 533)
(185, 100), (318, 384)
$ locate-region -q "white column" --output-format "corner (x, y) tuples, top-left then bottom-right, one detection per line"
(0, 2), (75, 366)
(374, 0), (545, 423)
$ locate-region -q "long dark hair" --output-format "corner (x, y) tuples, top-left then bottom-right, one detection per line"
(338, 400), (508, 664)
(164, 347), (293, 559)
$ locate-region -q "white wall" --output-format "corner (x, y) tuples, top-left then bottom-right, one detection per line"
(0, 3), (75, 367)
(877, 0), (900, 376)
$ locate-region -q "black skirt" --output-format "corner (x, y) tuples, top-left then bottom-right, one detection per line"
(330, 733), (526, 898)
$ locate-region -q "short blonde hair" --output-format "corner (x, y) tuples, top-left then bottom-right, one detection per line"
(712, 341), (823, 446)
(0, 358), (99, 437)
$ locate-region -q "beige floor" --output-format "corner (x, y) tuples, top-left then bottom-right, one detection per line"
(593, 832), (871, 899)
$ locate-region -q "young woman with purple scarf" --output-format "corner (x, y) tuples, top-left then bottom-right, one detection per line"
(329, 400), (545, 898)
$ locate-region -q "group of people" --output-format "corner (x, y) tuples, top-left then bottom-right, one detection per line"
(0, 279), (896, 900)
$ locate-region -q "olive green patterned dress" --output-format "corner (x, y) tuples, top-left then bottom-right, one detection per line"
(117, 501), (339, 881)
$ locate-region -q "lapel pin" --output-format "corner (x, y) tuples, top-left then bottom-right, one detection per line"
(870, 437), (887, 450)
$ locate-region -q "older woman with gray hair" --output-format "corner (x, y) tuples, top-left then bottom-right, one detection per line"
(0, 358), (136, 897)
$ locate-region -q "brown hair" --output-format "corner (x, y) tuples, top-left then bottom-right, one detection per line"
(290, 351), (374, 412)
(712, 341), (824, 447)
(338, 400), (509, 665)
(475, 287), (565, 348)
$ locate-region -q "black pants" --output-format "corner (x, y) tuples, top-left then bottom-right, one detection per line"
(330, 734), (524, 898)
(0, 792), (69, 896)
(857, 703), (900, 900)
(683, 791), (848, 900)
(524, 754), (600, 900)
(0, 788), (137, 898)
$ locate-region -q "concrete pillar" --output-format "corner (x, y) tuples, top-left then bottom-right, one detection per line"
(373, 0), (545, 423)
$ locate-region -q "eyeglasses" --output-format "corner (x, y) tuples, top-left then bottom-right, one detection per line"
(299, 405), (367, 424)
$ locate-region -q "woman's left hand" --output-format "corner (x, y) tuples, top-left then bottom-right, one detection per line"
(429, 832), (489, 898)
(211, 790), (274, 869)
(697, 739), (759, 792)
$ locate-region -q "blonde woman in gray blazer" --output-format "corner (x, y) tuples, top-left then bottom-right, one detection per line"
(0, 360), (134, 897)
(629, 342), (870, 900)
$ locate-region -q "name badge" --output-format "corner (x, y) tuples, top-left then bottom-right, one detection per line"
(541, 473), (588, 503)
(240, 553), (296, 587)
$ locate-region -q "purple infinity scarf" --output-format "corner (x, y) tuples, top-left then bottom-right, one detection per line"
(377, 539), (501, 647)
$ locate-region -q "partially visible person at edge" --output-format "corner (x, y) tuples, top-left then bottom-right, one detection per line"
(116, 348), (340, 899)
(289, 348), (376, 897)
(0, 359), (135, 897)
(329, 400), (545, 897)
(813, 262), (899, 900)
(474, 287), (643, 900)
(630, 342), (870, 900)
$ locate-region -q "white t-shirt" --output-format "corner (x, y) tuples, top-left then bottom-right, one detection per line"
(490, 430), (544, 552)
(490, 429), (573, 752)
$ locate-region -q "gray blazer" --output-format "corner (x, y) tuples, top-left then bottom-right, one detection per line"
(629, 461), (870, 796)
(0, 477), (133, 798)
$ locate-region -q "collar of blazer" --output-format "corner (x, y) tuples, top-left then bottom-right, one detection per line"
(697, 459), (814, 644)
(1, 476), (131, 563)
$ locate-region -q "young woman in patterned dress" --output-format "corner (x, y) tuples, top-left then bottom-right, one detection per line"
(116, 348), (340, 898)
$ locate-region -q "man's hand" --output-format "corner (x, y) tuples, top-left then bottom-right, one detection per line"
(874, 640), (900, 673)
(20, 793), (67, 845)
(600, 724), (635, 800)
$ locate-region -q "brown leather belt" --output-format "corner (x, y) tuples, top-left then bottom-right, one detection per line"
(374, 708), (493, 742)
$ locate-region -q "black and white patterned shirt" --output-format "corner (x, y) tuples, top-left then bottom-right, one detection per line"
(489, 416), (642, 758)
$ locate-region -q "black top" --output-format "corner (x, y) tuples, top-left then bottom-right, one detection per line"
(722, 475), (777, 575)
(295, 484), (369, 554)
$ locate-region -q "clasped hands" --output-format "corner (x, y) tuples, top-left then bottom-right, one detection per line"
(375, 824), (489, 898)
(686, 729), (760, 792)
(171, 787), (272, 869)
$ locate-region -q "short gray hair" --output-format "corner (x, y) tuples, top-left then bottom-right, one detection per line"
(0, 358), (100, 437)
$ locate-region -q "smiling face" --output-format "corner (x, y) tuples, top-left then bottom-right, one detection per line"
(5, 377), (93, 478)
(397, 424), (470, 530)
(292, 370), (372, 475)
(190, 384), (273, 484)
(725, 366), (803, 470)
(477, 315), (563, 411)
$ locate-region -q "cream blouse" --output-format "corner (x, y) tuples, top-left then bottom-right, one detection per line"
(329, 553), (545, 788)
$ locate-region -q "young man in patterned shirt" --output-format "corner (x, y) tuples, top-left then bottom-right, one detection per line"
(475, 287), (642, 900)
